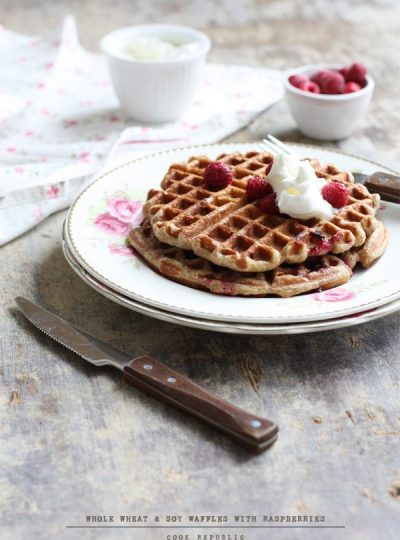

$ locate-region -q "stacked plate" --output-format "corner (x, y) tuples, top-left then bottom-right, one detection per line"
(63, 143), (400, 335)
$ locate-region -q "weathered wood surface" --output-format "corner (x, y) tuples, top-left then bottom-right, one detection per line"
(1, 1), (400, 539)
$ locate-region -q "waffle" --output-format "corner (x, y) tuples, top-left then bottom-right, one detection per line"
(144, 151), (381, 272)
(129, 222), (354, 298)
(342, 219), (388, 269)
(129, 219), (388, 298)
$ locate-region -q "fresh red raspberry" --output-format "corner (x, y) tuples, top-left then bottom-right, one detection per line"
(204, 161), (232, 190)
(246, 177), (273, 201)
(260, 192), (280, 215)
(321, 182), (349, 209)
(347, 63), (367, 85)
(319, 71), (345, 94)
(288, 74), (308, 88)
(307, 81), (321, 94)
(344, 81), (361, 93)
(310, 70), (332, 85)
(298, 81), (320, 94)
(297, 81), (308, 91)
(339, 66), (350, 80)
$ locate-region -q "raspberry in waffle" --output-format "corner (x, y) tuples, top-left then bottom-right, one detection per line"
(129, 222), (354, 298)
(144, 152), (380, 272)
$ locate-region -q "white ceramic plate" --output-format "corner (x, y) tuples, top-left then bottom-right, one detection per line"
(62, 227), (400, 335)
(66, 143), (400, 324)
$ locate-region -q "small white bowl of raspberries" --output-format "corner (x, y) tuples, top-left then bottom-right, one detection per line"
(285, 63), (374, 140)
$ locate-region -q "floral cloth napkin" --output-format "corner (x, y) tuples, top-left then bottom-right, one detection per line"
(0, 16), (283, 246)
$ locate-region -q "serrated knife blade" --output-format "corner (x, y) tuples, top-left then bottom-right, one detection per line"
(15, 297), (278, 452)
(16, 296), (129, 370)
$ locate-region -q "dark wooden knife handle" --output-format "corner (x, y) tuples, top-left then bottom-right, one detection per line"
(364, 171), (400, 203)
(123, 356), (278, 453)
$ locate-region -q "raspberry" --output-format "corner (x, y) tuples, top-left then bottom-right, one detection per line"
(288, 74), (308, 88)
(204, 161), (232, 190)
(347, 63), (367, 85)
(319, 71), (345, 94)
(310, 70), (343, 89)
(321, 182), (349, 209)
(298, 81), (320, 94)
(298, 81), (308, 91)
(309, 230), (332, 256)
(344, 81), (361, 93)
(307, 81), (321, 94)
(339, 67), (350, 80)
(310, 70), (331, 85)
(246, 177), (273, 201)
(310, 237), (332, 256)
(311, 70), (345, 94)
(260, 192), (280, 215)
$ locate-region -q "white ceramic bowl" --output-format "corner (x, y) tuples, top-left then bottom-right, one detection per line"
(285, 64), (374, 140)
(101, 24), (211, 123)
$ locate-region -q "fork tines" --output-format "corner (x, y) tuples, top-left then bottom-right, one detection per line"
(261, 134), (293, 155)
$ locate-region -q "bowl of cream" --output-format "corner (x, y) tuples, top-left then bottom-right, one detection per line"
(101, 24), (211, 123)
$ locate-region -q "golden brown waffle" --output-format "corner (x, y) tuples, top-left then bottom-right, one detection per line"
(342, 220), (388, 269)
(129, 223), (355, 298)
(144, 151), (381, 272)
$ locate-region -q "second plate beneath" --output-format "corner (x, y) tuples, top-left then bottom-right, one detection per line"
(62, 223), (400, 335)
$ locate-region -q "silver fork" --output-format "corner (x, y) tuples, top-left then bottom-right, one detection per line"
(262, 134), (292, 155)
(260, 134), (302, 159)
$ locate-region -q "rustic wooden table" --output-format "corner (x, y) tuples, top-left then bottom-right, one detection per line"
(1, 1), (399, 539)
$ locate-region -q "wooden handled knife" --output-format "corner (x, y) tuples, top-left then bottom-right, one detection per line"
(16, 297), (278, 453)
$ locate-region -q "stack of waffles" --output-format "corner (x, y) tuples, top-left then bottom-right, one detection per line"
(129, 151), (388, 297)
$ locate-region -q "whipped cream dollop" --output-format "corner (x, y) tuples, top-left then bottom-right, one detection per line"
(267, 153), (336, 220)
(120, 37), (200, 62)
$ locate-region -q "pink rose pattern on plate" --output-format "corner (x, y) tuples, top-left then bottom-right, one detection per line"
(108, 244), (137, 257)
(94, 196), (143, 255)
(94, 213), (131, 235)
(312, 288), (356, 302)
(107, 197), (143, 224)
